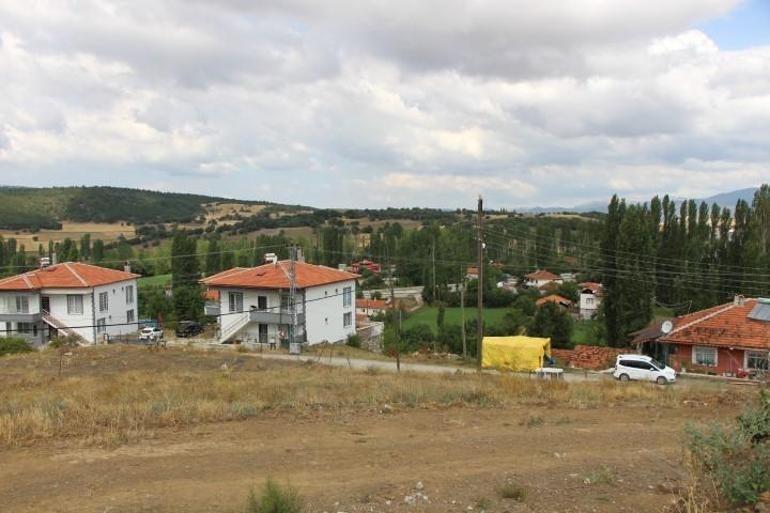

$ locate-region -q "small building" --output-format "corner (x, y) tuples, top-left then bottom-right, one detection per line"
(201, 257), (359, 345)
(633, 296), (770, 376)
(465, 266), (479, 281)
(0, 262), (140, 346)
(356, 298), (388, 318)
(351, 260), (382, 274)
(525, 269), (562, 288)
(536, 294), (573, 309)
(579, 282), (603, 320)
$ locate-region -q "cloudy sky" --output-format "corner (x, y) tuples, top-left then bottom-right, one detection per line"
(1, 0), (769, 209)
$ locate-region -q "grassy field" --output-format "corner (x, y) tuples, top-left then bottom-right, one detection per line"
(403, 306), (510, 332)
(138, 273), (172, 287)
(572, 319), (603, 346)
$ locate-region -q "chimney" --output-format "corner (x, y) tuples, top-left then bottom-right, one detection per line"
(296, 248), (305, 263)
(264, 253), (278, 265)
(39, 256), (51, 269)
(51, 253), (58, 265)
(734, 294), (746, 306)
(124, 261), (132, 274)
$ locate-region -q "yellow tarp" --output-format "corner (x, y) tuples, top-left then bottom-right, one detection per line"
(481, 336), (551, 372)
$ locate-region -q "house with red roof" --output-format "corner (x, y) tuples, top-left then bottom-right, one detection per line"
(633, 296), (770, 376)
(201, 256), (359, 344)
(535, 294), (573, 309)
(579, 282), (603, 320)
(356, 298), (388, 318)
(0, 262), (140, 346)
(525, 269), (562, 288)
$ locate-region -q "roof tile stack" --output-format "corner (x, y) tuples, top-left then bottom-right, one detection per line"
(551, 345), (626, 370)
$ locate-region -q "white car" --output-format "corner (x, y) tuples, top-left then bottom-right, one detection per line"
(613, 354), (676, 385)
(139, 327), (164, 341)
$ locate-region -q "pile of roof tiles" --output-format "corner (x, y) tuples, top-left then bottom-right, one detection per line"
(551, 345), (626, 370)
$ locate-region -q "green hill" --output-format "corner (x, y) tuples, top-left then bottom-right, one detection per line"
(0, 186), (269, 229)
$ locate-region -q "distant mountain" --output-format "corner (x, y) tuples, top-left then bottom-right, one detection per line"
(518, 187), (760, 214)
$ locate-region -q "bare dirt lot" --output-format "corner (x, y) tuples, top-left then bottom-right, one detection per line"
(0, 346), (751, 513)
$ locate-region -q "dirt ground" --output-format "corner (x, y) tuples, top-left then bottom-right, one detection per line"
(0, 348), (742, 513)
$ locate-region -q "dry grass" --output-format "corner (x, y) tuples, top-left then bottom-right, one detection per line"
(0, 346), (744, 449)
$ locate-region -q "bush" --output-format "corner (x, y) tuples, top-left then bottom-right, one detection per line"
(686, 391), (770, 506)
(0, 337), (34, 356)
(346, 333), (361, 348)
(245, 479), (303, 513)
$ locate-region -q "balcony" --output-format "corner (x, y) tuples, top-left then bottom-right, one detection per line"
(0, 312), (42, 323)
(249, 309), (305, 325)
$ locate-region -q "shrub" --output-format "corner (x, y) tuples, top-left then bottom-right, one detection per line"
(245, 479), (303, 513)
(497, 481), (527, 501)
(346, 334), (361, 348)
(686, 391), (770, 506)
(0, 337), (34, 356)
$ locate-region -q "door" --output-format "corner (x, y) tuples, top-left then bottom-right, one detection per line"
(41, 296), (50, 313)
(258, 324), (268, 344)
(257, 296), (268, 310)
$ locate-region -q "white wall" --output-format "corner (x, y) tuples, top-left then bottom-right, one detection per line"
(304, 279), (356, 344)
(579, 292), (601, 320)
(42, 279), (138, 344)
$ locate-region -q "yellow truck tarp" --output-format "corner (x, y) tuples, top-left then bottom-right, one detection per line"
(481, 336), (551, 372)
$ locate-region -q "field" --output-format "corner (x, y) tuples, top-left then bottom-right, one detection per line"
(138, 273), (172, 288)
(403, 306), (509, 332)
(0, 221), (136, 246)
(0, 345), (751, 513)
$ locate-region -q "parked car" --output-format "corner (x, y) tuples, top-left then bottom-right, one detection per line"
(175, 320), (204, 338)
(139, 327), (164, 341)
(613, 354), (676, 385)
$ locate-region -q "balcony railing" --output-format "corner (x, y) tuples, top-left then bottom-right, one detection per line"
(249, 309), (305, 325)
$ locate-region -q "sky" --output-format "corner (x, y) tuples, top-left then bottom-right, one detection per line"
(1, 0), (769, 210)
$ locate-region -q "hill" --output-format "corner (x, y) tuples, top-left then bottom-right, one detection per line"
(0, 186), (271, 230)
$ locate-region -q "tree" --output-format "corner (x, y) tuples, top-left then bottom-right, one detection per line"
(92, 239), (105, 263)
(530, 303), (573, 348)
(171, 230), (202, 321)
(205, 236), (222, 276)
(601, 195), (625, 346)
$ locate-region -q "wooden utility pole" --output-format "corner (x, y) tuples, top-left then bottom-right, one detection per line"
(476, 195), (484, 369)
(460, 267), (467, 360)
(388, 247), (400, 372)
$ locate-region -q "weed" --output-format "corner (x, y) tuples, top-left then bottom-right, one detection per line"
(245, 479), (303, 513)
(497, 481), (527, 501)
(0, 338), (34, 356)
(584, 466), (615, 486)
(474, 496), (491, 511)
(554, 416), (572, 425)
(519, 415), (545, 428)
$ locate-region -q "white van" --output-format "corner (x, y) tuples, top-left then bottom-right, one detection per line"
(613, 354), (676, 385)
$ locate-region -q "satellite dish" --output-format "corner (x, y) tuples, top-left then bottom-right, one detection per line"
(661, 320), (673, 334)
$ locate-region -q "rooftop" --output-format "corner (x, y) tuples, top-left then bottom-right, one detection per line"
(0, 262), (140, 291)
(201, 261), (359, 290)
(526, 269), (560, 281)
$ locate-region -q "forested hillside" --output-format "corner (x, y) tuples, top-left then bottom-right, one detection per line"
(0, 186), (268, 229)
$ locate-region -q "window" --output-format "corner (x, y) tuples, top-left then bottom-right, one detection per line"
(343, 312), (352, 327)
(126, 285), (134, 305)
(280, 293), (291, 311)
(585, 297), (595, 306)
(343, 287), (352, 307)
(229, 292), (244, 313)
(15, 296), (29, 313)
(96, 318), (107, 334)
(17, 322), (36, 335)
(98, 292), (109, 312)
(746, 351), (769, 371)
(693, 346), (717, 367)
(67, 295), (84, 315)
(126, 309), (135, 324)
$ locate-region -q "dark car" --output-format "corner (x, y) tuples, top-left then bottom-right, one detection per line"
(175, 321), (204, 338)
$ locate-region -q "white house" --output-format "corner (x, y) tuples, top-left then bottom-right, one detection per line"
(579, 282), (603, 320)
(356, 298), (388, 318)
(0, 262), (140, 346)
(524, 269), (562, 288)
(201, 257), (359, 345)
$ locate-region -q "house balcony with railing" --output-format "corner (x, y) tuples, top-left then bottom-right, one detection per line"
(249, 308), (305, 326)
(0, 294), (42, 322)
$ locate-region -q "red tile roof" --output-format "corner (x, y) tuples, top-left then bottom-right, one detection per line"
(526, 269), (560, 281)
(0, 262), (140, 291)
(203, 289), (220, 301)
(659, 298), (770, 350)
(201, 261), (359, 290)
(580, 282), (603, 294)
(536, 294), (572, 307)
(356, 299), (388, 310)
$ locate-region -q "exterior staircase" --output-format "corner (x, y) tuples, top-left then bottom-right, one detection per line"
(218, 311), (250, 343)
(41, 310), (88, 346)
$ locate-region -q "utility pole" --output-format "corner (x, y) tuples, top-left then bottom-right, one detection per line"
(476, 195), (484, 369)
(388, 246), (400, 372)
(460, 266), (467, 360)
(289, 245), (297, 350)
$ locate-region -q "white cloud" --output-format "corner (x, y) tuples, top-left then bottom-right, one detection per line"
(0, 0), (768, 208)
